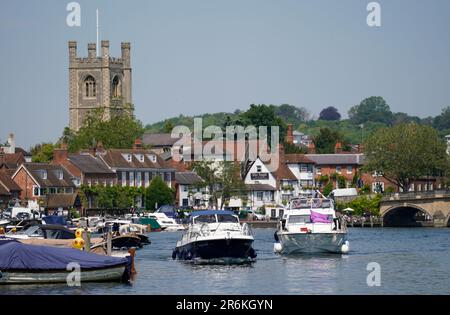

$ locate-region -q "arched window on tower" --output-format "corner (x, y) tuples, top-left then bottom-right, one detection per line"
(112, 76), (122, 98)
(84, 75), (96, 98)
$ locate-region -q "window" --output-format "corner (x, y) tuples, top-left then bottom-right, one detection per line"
(147, 154), (157, 163)
(135, 154), (144, 162)
(336, 166), (341, 174)
(112, 76), (121, 98)
(288, 215), (311, 224)
(136, 172), (142, 187)
(144, 172), (150, 187)
(121, 171), (126, 186)
(84, 75), (96, 98)
(256, 165), (262, 172)
(122, 154), (132, 162)
(257, 192), (263, 201)
(316, 166), (322, 175)
(164, 172), (171, 183)
(129, 172), (135, 186)
(183, 185), (188, 192)
(41, 170), (47, 180)
(347, 166), (353, 174)
(33, 187), (39, 196)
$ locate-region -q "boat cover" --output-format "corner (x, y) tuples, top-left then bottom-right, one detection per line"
(0, 239), (128, 270)
(310, 211), (332, 223)
(42, 215), (67, 226)
(190, 210), (236, 217)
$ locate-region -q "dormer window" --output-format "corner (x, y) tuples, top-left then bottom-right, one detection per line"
(135, 154), (144, 162)
(122, 153), (132, 162)
(41, 170), (47, 180)
(57, 170), (63, 180)
(147, 154), (157, 163)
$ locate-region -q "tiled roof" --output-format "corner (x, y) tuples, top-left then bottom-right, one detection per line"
(68, 154), (114, 174)
(99, 149), (174, 170)
(284, 154), (315, 164)
(175, 172), (203, 185)
(0, 153), (25, 169)
(305, 154), (365, 166)
(143, 133), (181, 147)
(20, 163), (75, 188)
(0, 170), (21, 194)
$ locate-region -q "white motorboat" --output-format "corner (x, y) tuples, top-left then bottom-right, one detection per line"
(148, 212), (185, 231)
(274, 194), (349, 254)
(172, 210), (257, 264)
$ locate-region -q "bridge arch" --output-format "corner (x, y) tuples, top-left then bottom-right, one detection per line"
(382, 203), (433, 227)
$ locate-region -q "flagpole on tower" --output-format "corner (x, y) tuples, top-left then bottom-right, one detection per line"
(96, 9), (99, 57)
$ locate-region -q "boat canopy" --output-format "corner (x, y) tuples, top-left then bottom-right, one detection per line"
(190, 210), (236, 217)
(0, 239), (127, 270)
(42, 215), (67, 226)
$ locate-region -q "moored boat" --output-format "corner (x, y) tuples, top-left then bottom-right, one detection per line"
(0, 239), (131, 284)
(172, 210), (257, 264)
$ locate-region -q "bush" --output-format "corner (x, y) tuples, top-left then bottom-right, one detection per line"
(323, 182), (334, 196)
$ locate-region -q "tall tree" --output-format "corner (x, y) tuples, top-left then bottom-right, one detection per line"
(145, 176), (174, 210)
(62, 106), (144, 152)
(348, 96), (393, 125)
(319, 106), (341, 121)
(364, 123), (449, 191)
(275, 104), (310, 124)
(313, 128), (343, 154)
(239, 104), (287, 144)
(191, 161), (245, 209)
(433, 106), (450, 130)
(30, 143), (55, 163)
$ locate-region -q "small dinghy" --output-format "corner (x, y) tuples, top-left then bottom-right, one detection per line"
(0, 239), (131, 284)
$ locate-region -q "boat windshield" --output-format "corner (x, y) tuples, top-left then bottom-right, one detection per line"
(291, 198), (332, 209)
(288, 215), (311, 224)
(194, 215), (217, 224)
(217, 214), (238, 223)
(14, 225), (43, 236)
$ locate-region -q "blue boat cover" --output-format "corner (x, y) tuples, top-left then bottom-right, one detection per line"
(42, 215), (67, 226)
(0, 239), (127, 270)
(190, 210), (236, 217)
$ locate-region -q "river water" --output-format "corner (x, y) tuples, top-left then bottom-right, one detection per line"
(2, 227), (450, 295)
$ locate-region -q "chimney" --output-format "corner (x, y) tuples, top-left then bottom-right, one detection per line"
(53, 143), (68, 164)
(285, 124), (294, 144)
(335, 142), (342, 154)
(133, 138), (143, 151)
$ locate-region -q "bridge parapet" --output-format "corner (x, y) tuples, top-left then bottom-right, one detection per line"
(381, 190), (450, 202)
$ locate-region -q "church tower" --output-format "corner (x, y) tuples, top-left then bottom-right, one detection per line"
(68, 40), (133, 132)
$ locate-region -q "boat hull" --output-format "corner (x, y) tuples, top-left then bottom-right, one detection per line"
(276, 232), (348, 254)
(0, 265), (127, 284)
(174, 238), (256, 263)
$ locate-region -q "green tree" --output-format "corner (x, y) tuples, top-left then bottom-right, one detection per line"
(364, 123), (449, 191)
(145, 176), (174, 210)
(191, 161), (245, 209)
(323, 182), (334, 196)
(319, 106), (341, 121)
(63, 106), (144, 152)
(239, 104), (287, 144)
(313, 128), (343, 154)
(30, 143), (55, 163)
(433, 107), (450, 130)
(348, 96), (393, 125)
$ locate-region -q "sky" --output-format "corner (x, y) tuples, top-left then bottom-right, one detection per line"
(1, 0), (450, 149)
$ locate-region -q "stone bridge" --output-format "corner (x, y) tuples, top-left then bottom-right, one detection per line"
(380, 191), (450, 227)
